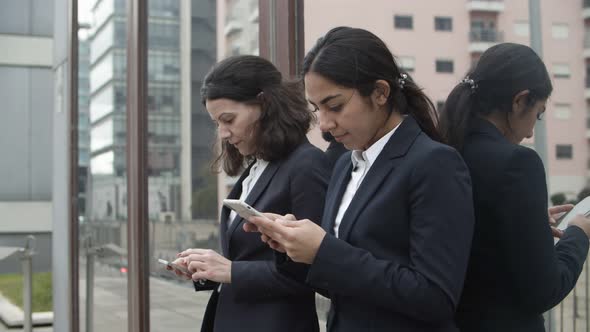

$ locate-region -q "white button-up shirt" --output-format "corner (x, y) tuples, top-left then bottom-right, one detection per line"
(333, 121), (403, 237)
(229, 159), (269, 224)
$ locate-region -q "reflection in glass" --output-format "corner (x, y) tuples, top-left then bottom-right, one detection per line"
(79, 0), (129, 331)
(145, 0), (259, 330)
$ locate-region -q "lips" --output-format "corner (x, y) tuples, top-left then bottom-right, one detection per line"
(332, 133), (347, 142)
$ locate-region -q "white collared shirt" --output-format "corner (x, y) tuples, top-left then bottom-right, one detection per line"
(229, 159), (269, 224)
(333, 120), (403, 237)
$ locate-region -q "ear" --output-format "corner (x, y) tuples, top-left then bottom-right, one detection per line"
(511, 90), (530, 115)
(372, 80), (391, 107)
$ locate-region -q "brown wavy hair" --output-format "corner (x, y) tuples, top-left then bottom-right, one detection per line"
(201, 55), (314, 176)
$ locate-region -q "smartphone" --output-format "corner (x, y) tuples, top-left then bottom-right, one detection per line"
(223, 199), (267, 220)
(157, 258), (190, 275)
(556, 196), (590, 231)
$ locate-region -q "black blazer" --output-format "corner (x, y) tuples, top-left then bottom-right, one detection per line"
(455, 118), (589, 332)
(196, 140), (329, 332)
(304, 116), (475, 331)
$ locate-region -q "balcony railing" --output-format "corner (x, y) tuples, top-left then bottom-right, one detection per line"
(469, 29), (503, 43)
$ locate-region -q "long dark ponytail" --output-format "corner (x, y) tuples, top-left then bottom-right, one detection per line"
(439, 43), (553, 150)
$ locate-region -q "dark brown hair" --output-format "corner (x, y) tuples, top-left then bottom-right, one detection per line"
(303, 26), (440, 141)
(438, 43), (552, 150)
(201, 55), (314, 176)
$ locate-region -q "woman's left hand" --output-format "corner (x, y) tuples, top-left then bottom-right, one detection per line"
(247, 216), (327, 264)
(178, 249), (232, 283)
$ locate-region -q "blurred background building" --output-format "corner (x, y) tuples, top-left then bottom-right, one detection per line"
(0, 0), (55, 274)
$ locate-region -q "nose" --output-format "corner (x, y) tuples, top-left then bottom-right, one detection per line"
(218, 125), (231, 140)
(318, 110), (336, 133)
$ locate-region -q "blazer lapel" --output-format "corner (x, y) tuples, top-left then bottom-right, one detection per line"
(337, 116), (422, 241)
(322, 157), (353, 234)
(220, 164), (252, 257)
(225, 161), (282, 245)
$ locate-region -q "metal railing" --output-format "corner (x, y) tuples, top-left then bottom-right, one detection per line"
(546, 250), (590, 331)
(469, 29), (504, 43)
(0, 235), (36, 332)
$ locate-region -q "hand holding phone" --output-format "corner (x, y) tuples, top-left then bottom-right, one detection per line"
(557, 196), (590, 231)
(158, 258), (191, 277)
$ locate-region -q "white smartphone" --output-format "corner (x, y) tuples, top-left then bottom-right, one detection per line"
(157, 258), (190, 275)
(557, 196), (590, 231)
(222, 199), (267, 220)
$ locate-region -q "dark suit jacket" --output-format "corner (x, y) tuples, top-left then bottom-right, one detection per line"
(455, 118), (589, 332)
(304, 116), (475, 331)
(196, 140), (329, 332)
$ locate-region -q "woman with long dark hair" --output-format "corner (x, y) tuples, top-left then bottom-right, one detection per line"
(439, 42), (590, 331)
(245, 27), (475, 331)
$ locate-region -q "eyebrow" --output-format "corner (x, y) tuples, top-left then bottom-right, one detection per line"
(308, 94), (342, 106)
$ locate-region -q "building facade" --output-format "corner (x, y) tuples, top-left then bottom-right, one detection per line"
(0, 0), (55, 273)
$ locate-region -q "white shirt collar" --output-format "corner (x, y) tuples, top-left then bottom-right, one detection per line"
(351, 119), (403, 169)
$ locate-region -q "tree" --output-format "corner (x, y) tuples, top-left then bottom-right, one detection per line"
(550, 192), (566, 206)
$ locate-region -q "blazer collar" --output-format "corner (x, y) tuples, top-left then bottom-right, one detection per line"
(219, 162), (254, 256)
(222, 156), (284, 256)
(324, 115), (423, 240)
(467, 117), (508, 142)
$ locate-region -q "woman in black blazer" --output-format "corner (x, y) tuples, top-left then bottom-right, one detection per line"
(438, 43), (590, 331)
(168, 55), (329, 332)
(245, 27), (475, 331)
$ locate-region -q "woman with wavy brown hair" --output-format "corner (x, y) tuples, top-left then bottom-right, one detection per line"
(168, 55), (329, 332)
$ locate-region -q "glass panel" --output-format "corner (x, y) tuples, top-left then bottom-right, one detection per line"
(78, 0), (128, 330)
(147, 0), (258, 330)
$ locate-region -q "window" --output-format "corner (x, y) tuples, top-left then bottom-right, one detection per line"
(552, 23), (569, 39)
(553, 103), (572, 120)
(514, 21), (529, 37)
(398, 56), (415, 72)
(436, 59), (454, 73)
(553, 63), (571, 79)
(556, 144), (573, 159)
(435, 17), (452, 31)
(394, 15), (413, 30)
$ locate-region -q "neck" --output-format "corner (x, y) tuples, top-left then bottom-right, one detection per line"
(480, 113), (516, 143)
(361, 111), (403, 150)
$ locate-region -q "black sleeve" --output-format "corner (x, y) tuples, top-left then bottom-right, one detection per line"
(494, 147), (589, 313)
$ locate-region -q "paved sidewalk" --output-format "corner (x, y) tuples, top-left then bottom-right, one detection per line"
(1, 267), (327, 332)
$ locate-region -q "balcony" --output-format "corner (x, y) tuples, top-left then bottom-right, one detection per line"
(585, 33), (590, 58)
(468, 29), (503, 53)
(586, 76), (590, 99)
(584, 0), (590, 19)
(466, 0), (505, 12)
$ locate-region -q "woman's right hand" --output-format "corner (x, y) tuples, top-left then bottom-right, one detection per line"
(569, 215), (590, 238)
(166, 257), (192, 280)
(243, 213), (296, 253)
